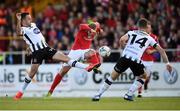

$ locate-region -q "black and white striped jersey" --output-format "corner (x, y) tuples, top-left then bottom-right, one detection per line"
(21, 23), (48, 52)
(122, 30), (158, 63)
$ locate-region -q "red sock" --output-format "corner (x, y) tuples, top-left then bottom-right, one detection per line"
(96, 52), (102, 63)
(88, 52), (101, 64)
(49, 73), (62, 93)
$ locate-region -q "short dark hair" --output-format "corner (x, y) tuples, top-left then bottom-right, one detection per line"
(21, 12), (29, 20)
(137, 18), (150, 28)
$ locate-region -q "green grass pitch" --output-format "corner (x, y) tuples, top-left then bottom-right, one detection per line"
(0, 97), (180, 110)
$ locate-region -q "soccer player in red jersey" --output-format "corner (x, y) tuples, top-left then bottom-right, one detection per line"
(46, 21), (103, 97)
(137, 33), (158, 97)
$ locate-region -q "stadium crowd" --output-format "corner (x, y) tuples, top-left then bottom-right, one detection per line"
(0, 0), (179, 63)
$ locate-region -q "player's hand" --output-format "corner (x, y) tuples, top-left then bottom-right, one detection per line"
(95, 22), (103, 34)
(95, 22), (100, 28)
(26, 47), (32, 56)
(90, 29), (96, 34)
(16, 13), (21, 20)
(166, 63), (172, 73)
(96, 28), (103, 34)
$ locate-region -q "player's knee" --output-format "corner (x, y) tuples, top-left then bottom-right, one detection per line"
(59, 71), (66, 77)
(84, 49), (96, 59)
(30, 68), (37, 73)
(53, 51), (70, 62)
(59, 67), (70, 76)
(29, 66), (38, 77)
(111, 70), (120, 80)
(29, 70), (37, 78)
(64, 57), (70, 62)
(60, 70), (67, 76)
(139, 73), (147, 79)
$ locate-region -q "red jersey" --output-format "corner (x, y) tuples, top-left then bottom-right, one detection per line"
(141, 34), (158, 61)
(72, 24), (96, 50)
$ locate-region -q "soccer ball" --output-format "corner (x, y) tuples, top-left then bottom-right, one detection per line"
(98, 46), (111, 57)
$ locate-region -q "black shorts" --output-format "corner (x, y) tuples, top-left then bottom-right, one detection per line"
(114, 57), (145, 76)
(31, 47), (57, 64)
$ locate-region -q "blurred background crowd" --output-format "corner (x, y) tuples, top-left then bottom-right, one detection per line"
(0, 0), (179, 64)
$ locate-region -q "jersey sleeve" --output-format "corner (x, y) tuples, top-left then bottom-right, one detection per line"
(79, 24), (91, 31)
(150, 33), (159, 42)
(149, 36), (158, 48)
(125, 31), (132, 38)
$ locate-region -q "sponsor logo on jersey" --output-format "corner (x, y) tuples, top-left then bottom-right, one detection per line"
(163, 68), (178, 84)
(33, 28), (40, 34)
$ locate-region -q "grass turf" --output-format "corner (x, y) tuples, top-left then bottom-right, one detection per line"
(0, 97), (180, 110)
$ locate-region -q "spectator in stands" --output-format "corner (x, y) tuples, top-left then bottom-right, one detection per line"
(20, 0), (33, 16)
(0, 4), (7, 26)
(43, 3), (55, 19)
(0, 0), (179, 63)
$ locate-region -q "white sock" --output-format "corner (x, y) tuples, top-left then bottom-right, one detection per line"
(97, 77), (113, 96)
(68, 60), (88, 69)
(20, 75), (32, 93)
(127, 79), (145, 96)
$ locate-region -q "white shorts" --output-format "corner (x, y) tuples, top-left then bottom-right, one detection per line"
(63, 49), (90, 66)
(142, 61), (154, 76)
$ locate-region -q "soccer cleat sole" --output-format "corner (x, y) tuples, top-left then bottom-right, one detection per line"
(92, 98), (100, 102)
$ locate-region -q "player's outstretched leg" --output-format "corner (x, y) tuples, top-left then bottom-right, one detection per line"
(92, 77), (113, 101)
(144, 75), (150, 91)
(137, 69), (151, 97)
(124, 79), (145, 101)
(92, 70), (119, 101)
(92, 52), (102, 73)
(144, 67), (152, 91)
(52, 51), (97, 72)
(137, 74), (150, 98)
(46, 66), (71, 97)
(14, 64), (40, 100)
(85, 50), (101, 72)
(124, 74), (146, 101)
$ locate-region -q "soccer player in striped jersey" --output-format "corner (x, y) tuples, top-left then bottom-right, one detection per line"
(92, 18), (172, 101)
(14, 13), (98, 100)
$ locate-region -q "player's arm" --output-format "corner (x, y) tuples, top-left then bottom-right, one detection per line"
(95, 22), (103, 36)
(80, 24), (96, 34)
(149, 37), (169, 63)
(146, 34), (159, 54)
(79, 24), (92, 31)
(146, 48), (157, 54)
(155, 45), (168, 63)
(16, 13), (23, 36)
(26, 46), (32, 56)
(154, 44), (172, 72)
(119, 34), (128, 49)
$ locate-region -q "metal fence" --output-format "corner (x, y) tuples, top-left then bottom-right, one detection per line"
(0, 49), (179, 65)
